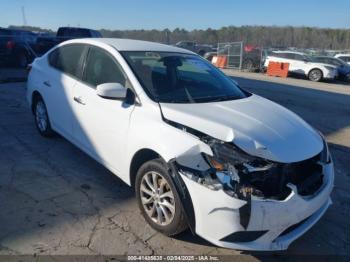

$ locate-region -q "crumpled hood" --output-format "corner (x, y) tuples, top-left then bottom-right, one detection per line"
(160, 94), (323, 163)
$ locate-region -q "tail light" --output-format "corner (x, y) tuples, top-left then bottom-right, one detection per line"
(6, 40), (15, 49)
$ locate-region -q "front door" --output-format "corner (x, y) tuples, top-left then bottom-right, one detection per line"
(72, 46), (135, 173)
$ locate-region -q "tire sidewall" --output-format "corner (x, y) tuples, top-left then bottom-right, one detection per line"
(243, 59), (254, 71)
(308, 69), (323, 82)
(135, 159), (186, 235)
(34, 98), (53, 137)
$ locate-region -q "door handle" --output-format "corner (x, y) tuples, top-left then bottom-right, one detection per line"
(43, 81), (51, 87)
(73, 96), (86, 105)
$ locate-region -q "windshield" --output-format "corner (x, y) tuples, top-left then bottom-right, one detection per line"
(121, 51), (248, 103)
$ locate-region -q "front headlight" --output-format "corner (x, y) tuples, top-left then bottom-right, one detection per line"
(204, 138), (272, 175)
(201, 138), (277, 199)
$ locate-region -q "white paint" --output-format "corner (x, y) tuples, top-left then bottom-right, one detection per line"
(264, 51), (338, 80)
(26, 38), (334, 251)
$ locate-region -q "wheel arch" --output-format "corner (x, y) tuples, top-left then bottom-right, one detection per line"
(130, 147), (196, 234)
(308, 67), (324, 78)
(129, 148), (162, 187)
(31, 90), (43, 113)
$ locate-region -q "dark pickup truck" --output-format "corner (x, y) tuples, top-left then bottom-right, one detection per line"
(0, 28), (37, 67)
(175, 41), (214, 56)
(35, 27), (102, 55)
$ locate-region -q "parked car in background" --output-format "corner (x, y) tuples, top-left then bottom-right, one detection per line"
(334, 54), (350, 65)
(175, 41), (213, 56)
(0, 28), (37, 67)
(264, 51), (338, 82)
(35, 27), (102, 55)
(27, 38), (333, 251)
(203, 51), (217, 63)
(312, 56), (350, 82)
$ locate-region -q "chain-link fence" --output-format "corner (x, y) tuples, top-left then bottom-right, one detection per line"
(216, 42), (266, 71)
(217, 42), (243, 69)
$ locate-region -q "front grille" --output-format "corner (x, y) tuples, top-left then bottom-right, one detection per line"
(282, 153), (323, 196)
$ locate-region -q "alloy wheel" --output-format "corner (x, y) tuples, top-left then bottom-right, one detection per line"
(35, 101), (48, 132)
(140, 171), (176, 226)
(309, 69), (322, 81)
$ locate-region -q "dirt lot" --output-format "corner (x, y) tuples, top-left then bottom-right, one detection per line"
(0, 71), (349, 260)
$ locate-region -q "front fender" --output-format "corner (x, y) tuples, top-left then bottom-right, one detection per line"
(121, 103), (212, 184)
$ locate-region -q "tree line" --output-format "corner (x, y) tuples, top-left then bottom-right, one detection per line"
(8, 25), (350, 50)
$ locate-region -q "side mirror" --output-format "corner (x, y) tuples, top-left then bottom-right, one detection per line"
(96, 83), (127, 100)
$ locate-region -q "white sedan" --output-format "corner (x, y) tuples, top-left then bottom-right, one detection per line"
(264, 51), (338, 82)
(26, 38), (334, 251)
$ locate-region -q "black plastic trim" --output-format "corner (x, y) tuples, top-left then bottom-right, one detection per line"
(220, 230), (268, 243)
(168, 159), (196, 234)
(239, 197), (251, 230)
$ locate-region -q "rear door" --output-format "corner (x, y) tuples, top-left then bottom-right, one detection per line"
(44, 44), (87, 138)
(72, 45), (135, 172)
(265, 52), (285, 67)
(285, 53), (304, 74)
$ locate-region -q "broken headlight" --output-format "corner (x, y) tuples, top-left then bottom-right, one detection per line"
(203, 138), (276, 198)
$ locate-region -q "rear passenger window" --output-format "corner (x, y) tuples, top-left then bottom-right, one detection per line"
(284, 53), (296, 59)
(83, 47), (127, 88)
(48, 45), (86, 78)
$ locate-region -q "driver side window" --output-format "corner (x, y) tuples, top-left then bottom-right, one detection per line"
(83, 47), (127, 88)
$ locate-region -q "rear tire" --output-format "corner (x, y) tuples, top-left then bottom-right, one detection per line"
(242, 59), (254, 72)
(135, 158), (188, 236)
(33, 97), (54, 137)
(308, 69), (323, 82)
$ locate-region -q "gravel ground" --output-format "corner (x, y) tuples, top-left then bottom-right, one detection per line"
(0, 70), (349, 260)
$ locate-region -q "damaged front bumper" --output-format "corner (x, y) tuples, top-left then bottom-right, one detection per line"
(170, 158), (334, 251)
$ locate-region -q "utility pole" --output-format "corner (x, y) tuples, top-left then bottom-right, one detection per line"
(21, 6), (27, 26)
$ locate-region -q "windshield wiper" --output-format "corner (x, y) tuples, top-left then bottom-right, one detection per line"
(195, 95), (238, 102)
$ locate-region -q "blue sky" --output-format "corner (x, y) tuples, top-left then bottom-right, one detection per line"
(1, 0), (349, 30)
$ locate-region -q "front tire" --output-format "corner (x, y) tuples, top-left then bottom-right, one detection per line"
(308, 69), (323, 82)
(33, 98), (54, 137)
(135, 159), (188, 236)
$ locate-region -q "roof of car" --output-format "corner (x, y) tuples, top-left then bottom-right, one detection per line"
(66, 38), (195, 54)
(273, 50), (306, 55)
(314, 56), (335, 59)
(335, 53), (350, 57)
